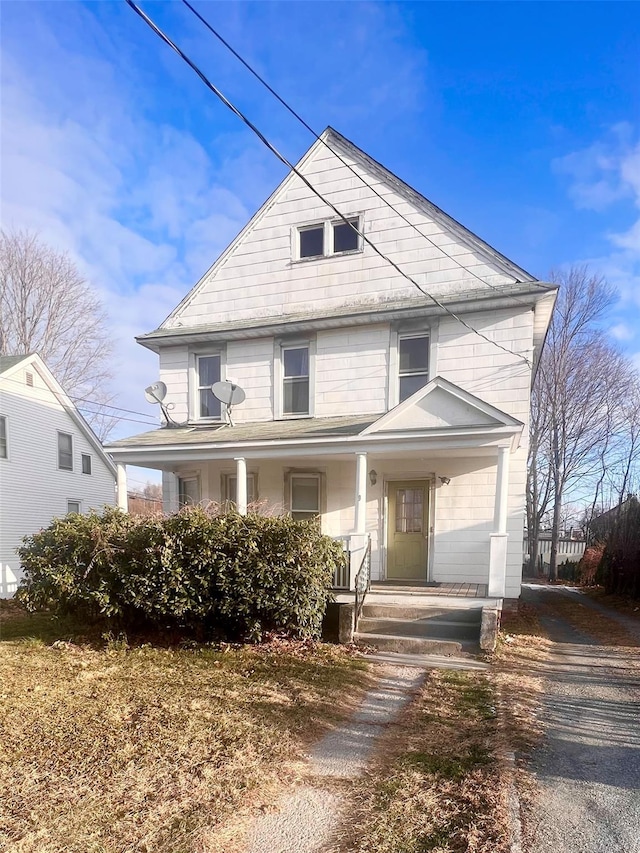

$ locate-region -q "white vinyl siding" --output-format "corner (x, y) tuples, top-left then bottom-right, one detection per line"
(57, 432), (73, 471)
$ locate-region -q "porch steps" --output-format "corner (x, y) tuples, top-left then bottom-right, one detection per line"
(355, 603), (482, 656)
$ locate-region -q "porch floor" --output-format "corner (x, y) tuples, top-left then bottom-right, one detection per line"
(334, 582), (500, 610)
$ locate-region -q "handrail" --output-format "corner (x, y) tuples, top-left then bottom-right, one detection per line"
(354, 537), (371, 623)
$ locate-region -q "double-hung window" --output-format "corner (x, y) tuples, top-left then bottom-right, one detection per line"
(58, 432), (73, 471)
(197, 354), (221, 420)
(179, 477), (200, 507)
(283, 346), (310, 416)
(398, 335), (430, 402)
(81, 454), (92, 475)
(0, 416), (7, 459)
(290, 474), (320, 522)
(225, 474), (257, 508)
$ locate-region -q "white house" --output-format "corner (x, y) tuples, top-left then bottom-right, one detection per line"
(0, 354), (117, 596)
(107, 128), (556, 606)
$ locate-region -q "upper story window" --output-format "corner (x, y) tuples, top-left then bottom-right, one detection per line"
(398, 335), (430, 402)
(0, 416), (7, 459)
(296, 216), (361, 260)
(58, 432), (73, 471)
(197, 354), (221, 419)
(81, 453), (92, 475)
(283, 346), (310, 416)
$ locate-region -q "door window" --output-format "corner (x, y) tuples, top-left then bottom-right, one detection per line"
(395, 488), (423, 533)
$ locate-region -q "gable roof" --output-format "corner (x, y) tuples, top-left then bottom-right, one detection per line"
(362, 376), (523, 441)
(0, 354), (31, 374)
(153, 127), (547, 335)
(0, 353), (117, 477)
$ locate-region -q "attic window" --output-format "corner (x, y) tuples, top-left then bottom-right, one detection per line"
(26, 372), (34, 387)
(296, 217), (361, 260)
(299, 225), (324, 258)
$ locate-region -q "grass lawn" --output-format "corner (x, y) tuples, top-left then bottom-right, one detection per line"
(338, 669), (510, 853)
(0, 602), (370, 853)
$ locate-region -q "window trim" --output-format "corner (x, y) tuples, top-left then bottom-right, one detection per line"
(188, 348), (225, 423)
(81, 453), (92, 475)
(57, 431), (73, 472)
(222, 472), (258, 509)
(274, 337), (316, 419)
(0, 415), (8, 460)
(292, 214), (363, 262)
(178, 475), (201, 508)
(388, 324), (437, 409)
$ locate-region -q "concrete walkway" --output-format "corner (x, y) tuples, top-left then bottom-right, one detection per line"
(243, 652), (486, 853)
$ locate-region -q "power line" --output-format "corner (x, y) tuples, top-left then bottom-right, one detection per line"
(181, 0), (542, 309)
(124, 0), (532, 369)
(0, 373), (160, 426)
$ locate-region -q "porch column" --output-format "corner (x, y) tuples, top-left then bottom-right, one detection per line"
(354, 452), (367, 534)
(234, 457), (247, 516)
(116, 463), (128, 511)
(489, 445), (510, 598)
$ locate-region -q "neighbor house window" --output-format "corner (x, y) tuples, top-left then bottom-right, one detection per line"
(297, 216), (361, 260)
(290, 474), (320, 522)
(179, 477), (200, 507)
(0, 416), (7, 459)
(81, 453), (92, 475)
(197, 354), (221, 419)
(58, 432), (73, 470)
(67, 500), (81, 514)
(283, 346), (310, 415)
(398, 335), (429, 402)
(225, 474), (257, 507)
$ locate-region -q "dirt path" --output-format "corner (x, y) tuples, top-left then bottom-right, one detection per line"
(520, 585), (640, 853)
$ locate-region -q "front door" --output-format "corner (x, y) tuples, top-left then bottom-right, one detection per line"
(387, 480), (429, 580)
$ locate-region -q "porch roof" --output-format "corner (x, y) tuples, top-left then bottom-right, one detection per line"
(107, 414), (379, 449)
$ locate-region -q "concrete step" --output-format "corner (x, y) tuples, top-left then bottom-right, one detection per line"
(361, 603), (483, 623)
(354, 632), (465, 656)
(358, 616), (481, 641)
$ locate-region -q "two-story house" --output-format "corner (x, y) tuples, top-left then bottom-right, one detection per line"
(107, 128), (556, 606)
(0, 353), (117, 596)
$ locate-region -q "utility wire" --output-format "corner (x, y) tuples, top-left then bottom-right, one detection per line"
(125, 0), (531, 368)
(0, 373), (160, 426)
(181, 0), (544, 307)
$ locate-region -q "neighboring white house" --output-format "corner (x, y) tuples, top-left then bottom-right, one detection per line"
(107, 128), (557, 605)
(0, 354), (117, 596)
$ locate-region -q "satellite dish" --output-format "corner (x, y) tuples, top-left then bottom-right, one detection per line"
(212, 381), (246, 406)
(145, 381), (167, 405)
(212, 381), (246, 426)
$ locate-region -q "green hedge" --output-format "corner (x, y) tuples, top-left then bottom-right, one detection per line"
(16, 507), (343, 640)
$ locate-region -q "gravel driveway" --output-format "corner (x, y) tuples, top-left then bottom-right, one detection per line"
(521, 585), (640, 853)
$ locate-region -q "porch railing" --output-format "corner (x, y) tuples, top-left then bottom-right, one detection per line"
(333, 536), (351, 589)
(354, 537), (372, 622)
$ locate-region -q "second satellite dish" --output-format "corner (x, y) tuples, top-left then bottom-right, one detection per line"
(212, 381), (246, 426)
(144, 381), (167, 405)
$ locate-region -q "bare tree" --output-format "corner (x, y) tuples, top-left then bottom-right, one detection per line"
(0, 229), (116, 438)
(529, 266), (633, 580)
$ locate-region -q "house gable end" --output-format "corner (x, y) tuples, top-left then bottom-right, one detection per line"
(159, 129), (540, 334)
(363, 376), (522, 435)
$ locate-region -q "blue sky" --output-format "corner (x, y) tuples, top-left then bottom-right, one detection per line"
(2, 1), (639, 483)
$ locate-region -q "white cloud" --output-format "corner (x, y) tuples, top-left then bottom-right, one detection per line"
(610, 322), (635, 342)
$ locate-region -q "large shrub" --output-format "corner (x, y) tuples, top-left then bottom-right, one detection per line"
(16, 507), (342, 640)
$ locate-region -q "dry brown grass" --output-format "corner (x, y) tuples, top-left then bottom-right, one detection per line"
(539, 589), (640, 648)
(583, 587), (640, 621)
(335, 670), (510, 853)
(0, 604), (371, 853)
